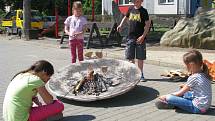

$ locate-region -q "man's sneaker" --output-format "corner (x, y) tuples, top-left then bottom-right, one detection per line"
(140, 75), (146, 82)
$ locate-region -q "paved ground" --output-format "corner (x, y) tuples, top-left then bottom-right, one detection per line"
(0, 36), (215, 121)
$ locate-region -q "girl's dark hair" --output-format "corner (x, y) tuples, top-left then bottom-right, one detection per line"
(11, 60), (54, 81)
(183, 50), (210, 78)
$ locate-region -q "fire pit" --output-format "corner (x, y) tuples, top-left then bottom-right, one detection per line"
(48, 58), (141, 102)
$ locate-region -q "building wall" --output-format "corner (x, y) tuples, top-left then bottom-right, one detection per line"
(102, 0), (113, 15)
(142, 0), (154, 14)
(153, 0), (178, 14)
(177, 0), (189, 15)
(105, 0), (213, 15)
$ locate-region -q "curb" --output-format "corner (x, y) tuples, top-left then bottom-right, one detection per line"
(145, 60), (184, 69)
(2, 37), (184, 69)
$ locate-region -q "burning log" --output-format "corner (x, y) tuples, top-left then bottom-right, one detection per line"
(74, 70), (94, 93)
(73, 68), (115, 96)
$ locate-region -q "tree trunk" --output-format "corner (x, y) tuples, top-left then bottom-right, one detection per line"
(23, 0), (31, 41)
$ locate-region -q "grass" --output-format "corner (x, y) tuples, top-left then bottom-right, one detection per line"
(97, 24), (171, 42)
(0, 25), (5, 33)
(147, 24), (171, 41)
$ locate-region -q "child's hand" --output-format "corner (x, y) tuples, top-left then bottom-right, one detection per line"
(72, 32), (83, 38)
(117, 26), (122, 32)
(72, 34), (78, 38)
(32, 97), (42, 106)
(136, 35), (145, 44)
(179, 84), (185, 88)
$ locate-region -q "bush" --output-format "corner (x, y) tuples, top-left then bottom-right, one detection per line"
(0, 10), (6, 34)
(0, 9), (6, 19)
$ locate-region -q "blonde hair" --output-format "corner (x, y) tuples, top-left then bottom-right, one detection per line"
(73, 1), (82, 10)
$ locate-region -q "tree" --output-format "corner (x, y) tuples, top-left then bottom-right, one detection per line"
(23, 0), (31, 41)
(0, 0), (5, 11)
(0, 0), (6, 19)
(82, 0), (101, 15)
(4, 0), (102, 16)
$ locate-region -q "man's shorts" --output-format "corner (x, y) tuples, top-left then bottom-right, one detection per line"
(125, 38), (146, 60)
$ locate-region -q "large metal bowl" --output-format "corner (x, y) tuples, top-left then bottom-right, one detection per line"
(48, 58), (141, 102)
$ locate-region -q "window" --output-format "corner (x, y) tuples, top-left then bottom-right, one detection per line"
(119, 0), (133, 5)
(168, 0), (174, 2)
(158, 0), (174, 5)
(159, 0), (166, 4)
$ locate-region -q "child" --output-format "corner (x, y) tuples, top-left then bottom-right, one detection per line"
(117, 0), (151, 81)
(3, 60), (64, 121)
(64, 1), (87, 63)
(156, 50), (212, 114)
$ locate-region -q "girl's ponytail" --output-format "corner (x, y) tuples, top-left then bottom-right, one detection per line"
(10, 68), (32, 81)
(202, 63), (211, 79)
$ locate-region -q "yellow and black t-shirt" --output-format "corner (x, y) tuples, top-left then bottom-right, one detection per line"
(126, 6), (149, 39)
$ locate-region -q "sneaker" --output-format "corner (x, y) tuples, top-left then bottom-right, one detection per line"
(155, 100), (175, 109)
(140, 73), (146, 82)
(140, 75), (146, 82)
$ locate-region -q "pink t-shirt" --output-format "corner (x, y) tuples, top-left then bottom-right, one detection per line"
(64, 15), (87, 40)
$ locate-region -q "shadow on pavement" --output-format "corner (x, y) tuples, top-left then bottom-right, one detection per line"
(145, 78), (187, 82)
(57, 85), (159, 108)
(175, 105), (215, 116)
(204, 106), (215, 116)
(62, 115), (96, 121)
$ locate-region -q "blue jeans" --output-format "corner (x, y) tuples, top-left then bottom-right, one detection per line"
(166, 92), (201, 114)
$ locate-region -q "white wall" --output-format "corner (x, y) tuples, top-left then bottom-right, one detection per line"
(142, 0), (155, 14)
(102, 0), (113, 15)
(153, 0), (178, 14)
(103, 0), (182, 15)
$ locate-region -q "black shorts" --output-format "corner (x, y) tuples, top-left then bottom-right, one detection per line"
(125, 38), (146, 60)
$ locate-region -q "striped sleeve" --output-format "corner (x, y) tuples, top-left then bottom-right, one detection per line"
(185, 76), (198, 88)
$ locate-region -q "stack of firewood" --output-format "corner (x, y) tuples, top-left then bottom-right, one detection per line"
(161, 70), (189, 82)
(161, 70), (188, 78)
(161, 60), (215, 83)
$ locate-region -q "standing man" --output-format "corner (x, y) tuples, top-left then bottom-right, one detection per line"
(117, 0), (151, 81)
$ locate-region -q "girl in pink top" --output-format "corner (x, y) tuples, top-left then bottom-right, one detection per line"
(64, 1), (87, 63)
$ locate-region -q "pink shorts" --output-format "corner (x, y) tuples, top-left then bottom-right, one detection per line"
(28, 100), (64, 121)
